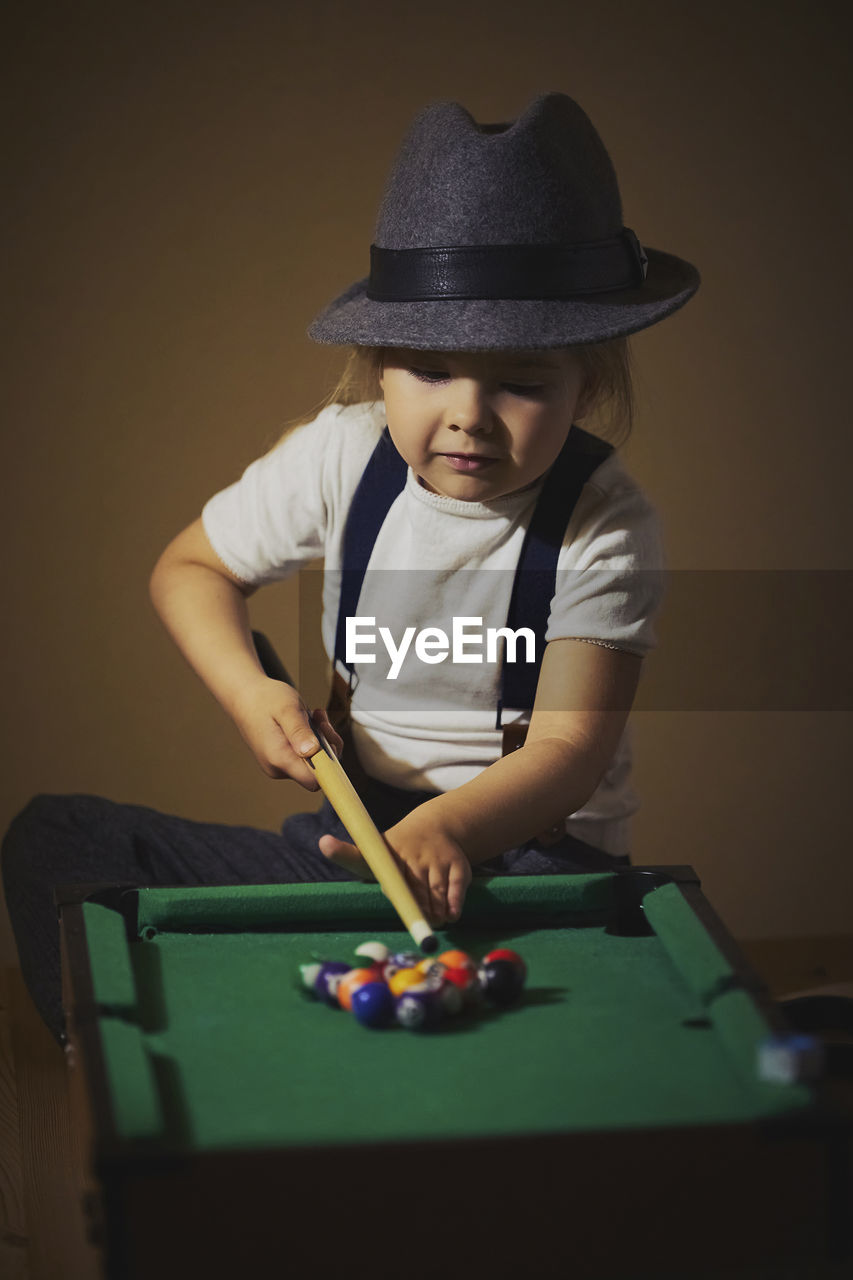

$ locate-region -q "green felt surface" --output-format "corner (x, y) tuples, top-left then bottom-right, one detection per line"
(642, 882), (733, 1002)
(84, 877), (812, 1149)
(98, 1019), (164, 1140)
(83, 902), (137, 1011)
(133, 874), (615, 932)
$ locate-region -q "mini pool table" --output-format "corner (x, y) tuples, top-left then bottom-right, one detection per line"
(59, 869), (850, 1279)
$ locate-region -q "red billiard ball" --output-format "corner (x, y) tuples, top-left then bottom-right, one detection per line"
(443, 964), (483, 1006)
(482, 948), (527, 980)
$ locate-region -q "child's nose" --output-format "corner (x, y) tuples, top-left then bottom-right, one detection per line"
(448, 379), (492, 433)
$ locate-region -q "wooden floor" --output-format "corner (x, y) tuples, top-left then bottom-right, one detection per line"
(1, 940), (851, 1280)
(0, 966), (102, 1279)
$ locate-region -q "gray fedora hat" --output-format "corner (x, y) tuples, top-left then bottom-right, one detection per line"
(309, 93), (699, 351)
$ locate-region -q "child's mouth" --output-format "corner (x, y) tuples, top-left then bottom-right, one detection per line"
(440, 453), (498, 472)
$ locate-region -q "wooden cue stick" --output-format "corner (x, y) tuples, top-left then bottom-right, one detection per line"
(248, 632), (437, 952)
(306, 728), (438, 954)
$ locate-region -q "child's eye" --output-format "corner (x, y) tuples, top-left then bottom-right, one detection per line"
(502, 382), (546, 398)
(405, 367), (547, 397)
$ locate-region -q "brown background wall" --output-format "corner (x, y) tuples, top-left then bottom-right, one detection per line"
(2, 0), (851, 967)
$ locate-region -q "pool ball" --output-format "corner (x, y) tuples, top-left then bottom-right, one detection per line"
(435, 978), (464, 1017)
(443, 964), (483, 1005)
(388, 968), (428, 999)
(479, 958), (526, 1006)
(482, 948), (527, 980)
(298, 962), (323, 992)
(437, 949), (474, 972)
(351, 981), (394, 1028)
(354, 940), (390, 965)
(395, 989), (441, 1031)
(381, 951), (420, 983)
(313, 961), (352, 1006)
(337, 967), (380, 1012)
(415, 960), (448, 990)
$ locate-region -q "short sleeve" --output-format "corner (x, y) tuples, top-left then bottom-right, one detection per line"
(201, 406), (355, 586)
(547, 455), (666, 656)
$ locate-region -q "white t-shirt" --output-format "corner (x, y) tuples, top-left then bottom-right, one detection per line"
(202, 402), (665, 855)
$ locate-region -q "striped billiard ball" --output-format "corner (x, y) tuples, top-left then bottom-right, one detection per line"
(313, 961), (352, 1006)
(394, 989), (441, 1031)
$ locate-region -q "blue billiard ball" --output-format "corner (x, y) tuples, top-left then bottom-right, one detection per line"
(351, 981), (394, 1028)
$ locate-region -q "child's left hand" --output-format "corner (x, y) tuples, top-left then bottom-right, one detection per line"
(319, 808), (472, 928)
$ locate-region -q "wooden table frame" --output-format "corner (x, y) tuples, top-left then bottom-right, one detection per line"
(57, 869), (852, 1280)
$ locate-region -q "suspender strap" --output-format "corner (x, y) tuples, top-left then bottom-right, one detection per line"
(333, 427), (408, 677)
(499, 425), (612, 716)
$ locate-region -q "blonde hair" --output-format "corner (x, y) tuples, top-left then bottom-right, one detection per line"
(279, 340), (633, 446)
(572, 338), (635, 446)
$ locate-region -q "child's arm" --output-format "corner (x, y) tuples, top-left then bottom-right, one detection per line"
(150, 517), (342, 790)
(320, 638), (641, 922)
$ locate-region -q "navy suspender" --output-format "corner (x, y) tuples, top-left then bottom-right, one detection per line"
(332, 424), (612, 719)
(332, 428), (408, 678)
(500, 424), (612, 717)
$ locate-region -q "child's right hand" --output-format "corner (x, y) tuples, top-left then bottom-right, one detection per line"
(230, 676), (344, 791)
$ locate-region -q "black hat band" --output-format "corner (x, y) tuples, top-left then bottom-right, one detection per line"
(368, 230), (648, 302)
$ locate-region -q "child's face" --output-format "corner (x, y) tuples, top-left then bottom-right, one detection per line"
(380, 349), (590, 502)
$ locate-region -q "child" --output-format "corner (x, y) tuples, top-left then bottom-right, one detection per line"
(2, 93), (699, 1043)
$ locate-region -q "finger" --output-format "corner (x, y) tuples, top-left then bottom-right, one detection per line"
(318, 834), (373, 880)
(428, 870), (449, 928)
(292, 758), (322, 791)
(446, 863), (471, 923)
(267, 705), (324, 789)
(255, 723), (320, 791)
(311, 709), (345, 759)
(274, 703), (321, 759)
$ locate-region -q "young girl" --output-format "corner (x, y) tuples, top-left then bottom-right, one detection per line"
(2, 92), (699, 1043)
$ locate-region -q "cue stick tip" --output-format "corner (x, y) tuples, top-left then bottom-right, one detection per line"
(413, 924), (438, 954)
